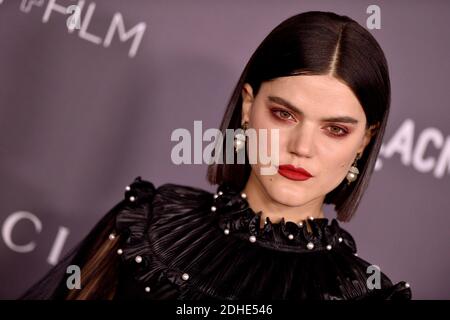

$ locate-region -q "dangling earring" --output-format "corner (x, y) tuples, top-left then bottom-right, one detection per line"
(234, 122), (248, 152)
(346, 153), (361, 185)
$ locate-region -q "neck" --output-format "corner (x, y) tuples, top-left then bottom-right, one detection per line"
(242, 172), (326, 228)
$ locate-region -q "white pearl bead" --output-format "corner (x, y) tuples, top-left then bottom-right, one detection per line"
(145, 286), (151, 292)
(346, 172), (357, 182)
(338, 237), (343, 243)
(224, 229), (230, 235)
(354, 253), (358, 256)
(213, 194), (218, 199)
(308, 216), (314, 221)
(241, 193), (247, 199)
(405, 282), (410, 288)
(108, 233), (116, 240)
(129, 196), (136, 202)
(211, 206), (216, 212)
(298, 222), (303, 227)
(288, 234), (294, 240)
(306, 242), (314, 250)
(249, 235), (256, 243)
(117, 249), (123, 255)
(125, 186), (131, 191)
(135, 255), (142, 263)
(181, 273), (189, 281)
(218, 191), (223, 196)
(326, 245), (332, 250)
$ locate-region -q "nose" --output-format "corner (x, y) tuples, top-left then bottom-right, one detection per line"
(287, 123), (314, 158)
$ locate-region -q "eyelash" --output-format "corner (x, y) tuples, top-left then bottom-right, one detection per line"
(270, 108), (349, 137)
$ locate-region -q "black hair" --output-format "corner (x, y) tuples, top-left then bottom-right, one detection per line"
(207, 11), (390, 221)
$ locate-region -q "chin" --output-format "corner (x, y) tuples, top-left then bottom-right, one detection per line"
(260, 177), (311, 207)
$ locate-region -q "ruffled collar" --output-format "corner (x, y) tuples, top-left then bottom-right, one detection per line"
(212, 183), (356, 253)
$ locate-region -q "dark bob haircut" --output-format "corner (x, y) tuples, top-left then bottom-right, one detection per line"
(207, 11), (390, 222)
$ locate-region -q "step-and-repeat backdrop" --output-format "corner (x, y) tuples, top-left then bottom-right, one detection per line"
(0, 0), (448, 299)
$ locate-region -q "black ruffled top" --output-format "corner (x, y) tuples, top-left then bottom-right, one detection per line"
(111, 177), (412, 300)
(20, 176), (412, 300)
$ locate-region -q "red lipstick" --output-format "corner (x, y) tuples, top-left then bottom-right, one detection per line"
(278, 164), (313, 181)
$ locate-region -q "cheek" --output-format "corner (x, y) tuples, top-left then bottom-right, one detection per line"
(304, 152), (351, 196)
(249, 106), (282, 157)
(322, 149), (352, 169)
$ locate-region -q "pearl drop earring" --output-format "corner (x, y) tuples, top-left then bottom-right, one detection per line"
(346, 153), (361, 185)
(234, 122), (248, 152)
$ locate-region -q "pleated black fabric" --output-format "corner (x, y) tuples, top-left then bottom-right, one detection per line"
(21, 176), (412, 300)
(113, 176), (412, 300)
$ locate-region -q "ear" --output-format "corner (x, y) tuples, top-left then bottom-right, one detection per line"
(241, 83), (254, 124)
(357, 122), (380, 155)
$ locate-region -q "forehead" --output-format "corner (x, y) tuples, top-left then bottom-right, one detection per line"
(261, 75), (365, 118)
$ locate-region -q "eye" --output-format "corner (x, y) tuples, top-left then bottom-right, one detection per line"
(272, 109), (296, 122)
(327, 126), (348, 137)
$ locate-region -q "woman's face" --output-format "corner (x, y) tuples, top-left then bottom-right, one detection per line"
(241, 75), (377, 207)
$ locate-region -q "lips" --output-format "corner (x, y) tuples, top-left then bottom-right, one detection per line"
(278, 164), (313, 181)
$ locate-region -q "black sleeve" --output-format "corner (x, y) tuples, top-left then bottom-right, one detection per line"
(19, 176), (155, 300)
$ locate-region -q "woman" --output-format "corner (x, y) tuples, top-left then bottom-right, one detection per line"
(21, 11), (412, 300)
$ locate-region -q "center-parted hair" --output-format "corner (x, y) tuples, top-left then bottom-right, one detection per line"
(207, 11), (391, 222)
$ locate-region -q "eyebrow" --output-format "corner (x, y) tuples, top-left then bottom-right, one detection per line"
(267, 95), (359, 124)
